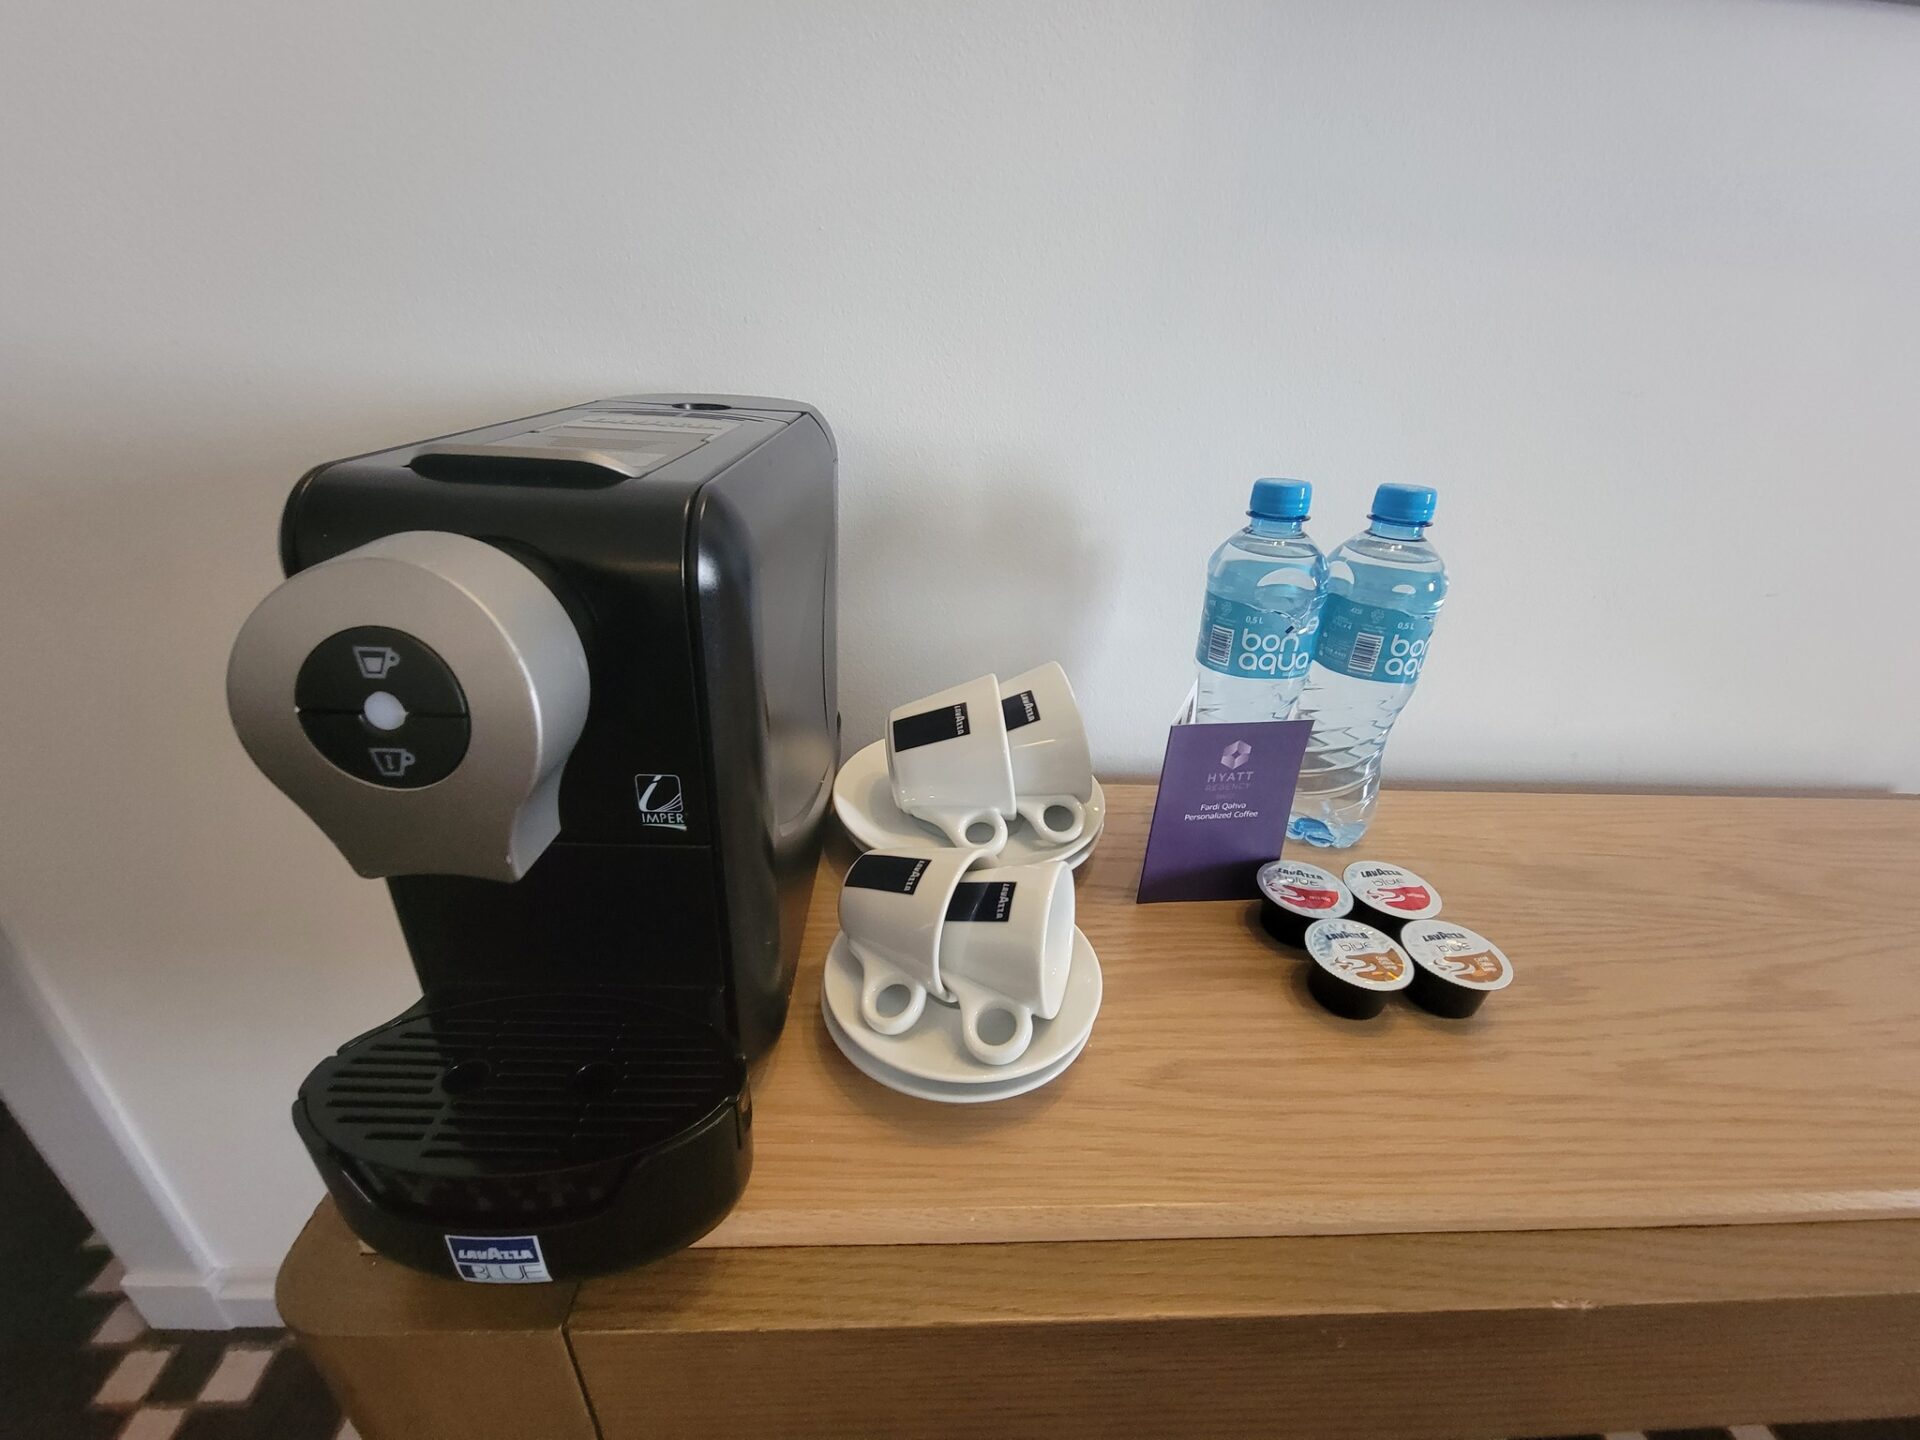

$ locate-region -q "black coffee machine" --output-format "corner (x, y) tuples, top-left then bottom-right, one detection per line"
(226, 395), (836, 1281)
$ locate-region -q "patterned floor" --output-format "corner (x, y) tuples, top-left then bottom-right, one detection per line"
(0, 1100), (345, 1440)
(2, 1099), (1915, 1439)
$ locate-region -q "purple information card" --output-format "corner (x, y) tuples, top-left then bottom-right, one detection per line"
(1136, 719), (1311, 903)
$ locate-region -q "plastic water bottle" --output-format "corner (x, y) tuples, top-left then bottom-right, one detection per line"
(1288, 484), (1448, 848)
(1192, 479), (1328, 723)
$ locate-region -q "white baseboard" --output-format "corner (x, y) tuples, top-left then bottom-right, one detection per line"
(213, 1266), (285, 1328)
(1, 927), (291, 1332)
(0, 929), (249, 1329)
(123, 1265), (283, 1330)
(122, 1269), (231, 1329)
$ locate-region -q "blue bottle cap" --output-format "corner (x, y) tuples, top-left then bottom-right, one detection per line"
(1248, 478), (1312, 521)
(1370, 483), (1437, 526)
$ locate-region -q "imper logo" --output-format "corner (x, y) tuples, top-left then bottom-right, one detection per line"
(634, 773), (687, 830)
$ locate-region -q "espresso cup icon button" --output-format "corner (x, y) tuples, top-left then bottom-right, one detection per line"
(294, 627), (473, 789)
(295, 626), (469, 718)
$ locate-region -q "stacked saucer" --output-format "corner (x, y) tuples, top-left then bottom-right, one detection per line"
(820, 931), (1102, 1103)
(833, 744), (1107, 867)
(833, 661), (1106, 868)
(821, 845), (1102, 1102)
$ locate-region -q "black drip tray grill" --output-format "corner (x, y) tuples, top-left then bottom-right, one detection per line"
(299, 992), (743, 1228)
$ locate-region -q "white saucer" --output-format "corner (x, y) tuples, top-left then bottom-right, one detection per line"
(820, 928), (1103, 1085)
(823, 1003), (1092, 1104)
(832, 739), (1106, 867)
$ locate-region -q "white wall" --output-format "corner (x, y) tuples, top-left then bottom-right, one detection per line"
(2, 0), (1916, 1314)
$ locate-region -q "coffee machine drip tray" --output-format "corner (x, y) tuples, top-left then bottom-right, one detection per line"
(293, 991), (753, 1280)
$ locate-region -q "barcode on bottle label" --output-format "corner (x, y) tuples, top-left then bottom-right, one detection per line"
(1315, 595), (1435, 682)
(1206, 624), (1234, 666)
(1346, 631), (1384, 676)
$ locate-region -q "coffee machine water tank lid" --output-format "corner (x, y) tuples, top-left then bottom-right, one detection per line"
(226, 531), (590, 882)
(409, 410), (747, 486)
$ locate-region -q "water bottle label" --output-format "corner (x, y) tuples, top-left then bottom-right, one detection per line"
(1194, 593), (1317, 679)
(1315, 596), (1433, 682)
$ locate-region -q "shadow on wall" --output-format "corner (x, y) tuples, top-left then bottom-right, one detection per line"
(837, 457), (1116, 754)
(0, 397), (422, 1284)
(0, 451), (405, 964)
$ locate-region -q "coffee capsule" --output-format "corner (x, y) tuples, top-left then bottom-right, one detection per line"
(1341, 860), (1442, 936)
(1303, 919), (1412, 1020)
(1402, 921), (1513, 1018)
(1256, 859), (1353, 949)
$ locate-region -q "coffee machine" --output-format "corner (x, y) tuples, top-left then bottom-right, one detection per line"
(227, 395), (836, 1281)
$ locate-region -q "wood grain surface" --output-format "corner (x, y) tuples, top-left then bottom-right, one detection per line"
(278, 1204), (596, 1440)
(701, 786), (1920, 1248)
(282, 1193), (1920, 1439)
(571, 1220), (1920, 1440)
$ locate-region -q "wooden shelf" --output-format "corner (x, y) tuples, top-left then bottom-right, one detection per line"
(281, 785), (1920, 1440)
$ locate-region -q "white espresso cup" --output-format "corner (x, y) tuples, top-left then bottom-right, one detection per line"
(885, 674), (1016, 854)
(838, 847), (983, 1036)
(936, 860), (1075, 1066)
(998, 662), (1094, 847)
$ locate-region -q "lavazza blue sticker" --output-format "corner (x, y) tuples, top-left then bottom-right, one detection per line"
(445, 1234), (552, 1284)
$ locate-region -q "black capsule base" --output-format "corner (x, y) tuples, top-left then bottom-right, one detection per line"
(1259, 898), (1311, 950)
(1406, 966), (1491, 1019)
(1307, 965), (1392, 1020)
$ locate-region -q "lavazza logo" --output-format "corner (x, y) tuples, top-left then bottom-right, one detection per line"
(446, 1234), (551, 1283)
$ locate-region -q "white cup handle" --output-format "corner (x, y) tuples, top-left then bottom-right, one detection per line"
(948, 976), (1035, 1067)
(858, 963), (928, 1036)
(928, 807), (1008, 855)
(1015, 795), (1086, 846)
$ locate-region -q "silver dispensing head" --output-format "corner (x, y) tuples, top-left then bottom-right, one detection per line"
(226, 531), (589, 882)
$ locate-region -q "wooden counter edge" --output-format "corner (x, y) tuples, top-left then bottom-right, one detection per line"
(278, 1202), (598, 1440)
(566, 1219), (1920, 1440)
(274, 1206), (1920, 1440)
